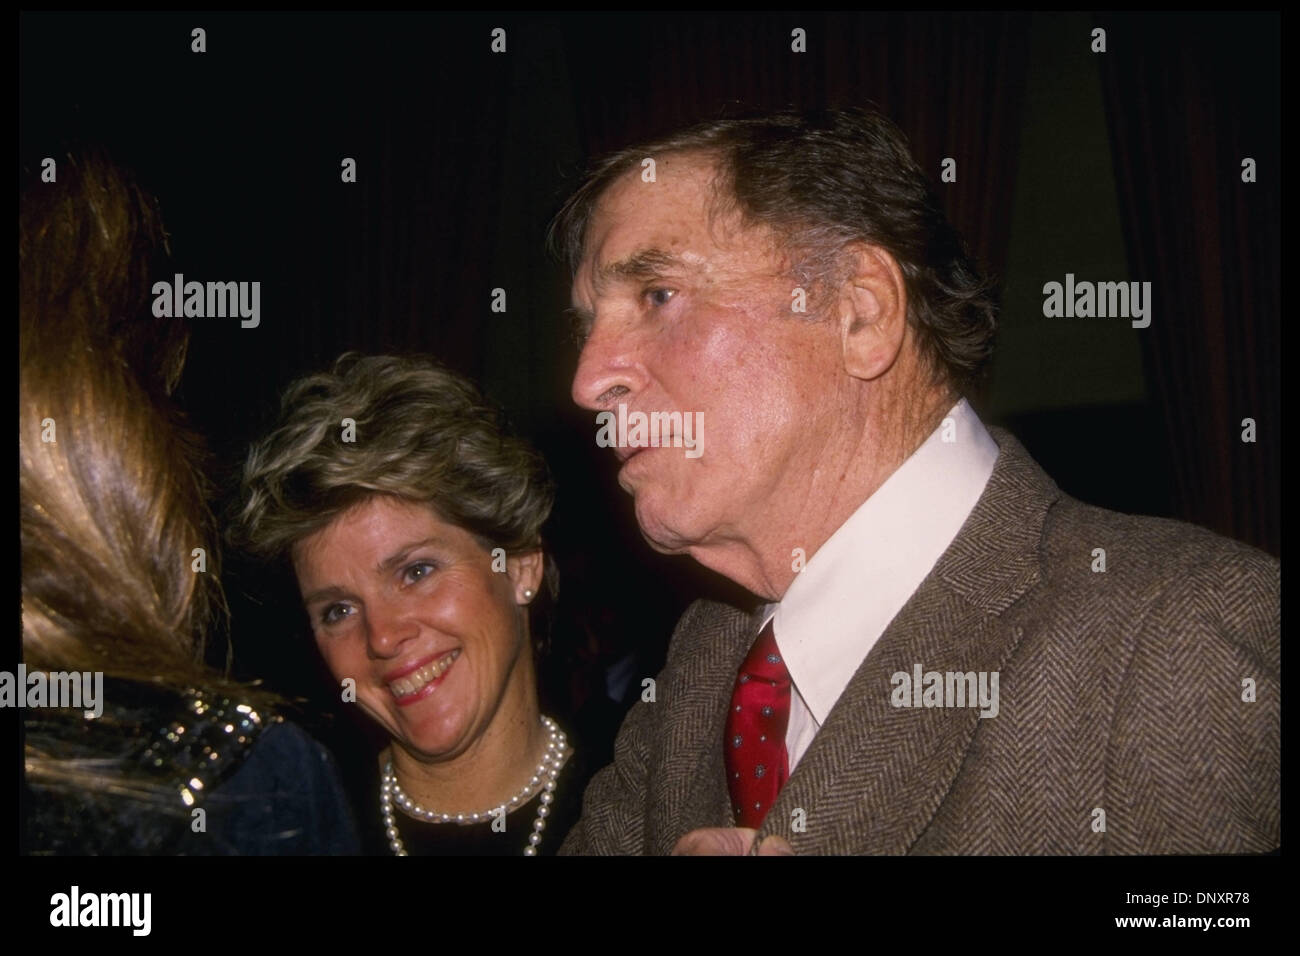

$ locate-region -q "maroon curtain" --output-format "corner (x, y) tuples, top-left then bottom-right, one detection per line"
(1096, 13), (1280, 556)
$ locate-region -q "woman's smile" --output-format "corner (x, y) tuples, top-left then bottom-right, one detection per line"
(388, 648), (461, 703)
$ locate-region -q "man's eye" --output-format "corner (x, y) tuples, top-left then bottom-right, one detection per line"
(645, 288), (675, 308)
(403, 561), (437, 584)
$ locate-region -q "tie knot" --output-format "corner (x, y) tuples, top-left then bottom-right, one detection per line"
(739, 620), (790, 686)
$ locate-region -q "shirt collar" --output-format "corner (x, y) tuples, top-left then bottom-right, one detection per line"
(767, 398), (999, 723)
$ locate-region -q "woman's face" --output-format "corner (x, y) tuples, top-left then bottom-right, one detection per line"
(291, 495), (543, 764)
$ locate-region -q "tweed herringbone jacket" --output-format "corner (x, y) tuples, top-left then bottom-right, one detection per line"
(559, 429), (1280, 855)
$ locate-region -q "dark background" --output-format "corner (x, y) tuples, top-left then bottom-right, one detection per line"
(19, 11), (1280, 795)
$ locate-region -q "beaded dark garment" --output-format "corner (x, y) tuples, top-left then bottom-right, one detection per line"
(136, 684), (277, 809)
(23, 678), (280, 855)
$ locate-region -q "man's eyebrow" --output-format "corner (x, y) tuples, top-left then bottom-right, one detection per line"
(566, 249), (689, 337)
(564, 304), (595, 345)
(565, 304), (595, 326)
(595, 248), (687, 286)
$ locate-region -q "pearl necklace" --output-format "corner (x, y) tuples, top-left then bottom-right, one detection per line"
(380, 715), (570, 856)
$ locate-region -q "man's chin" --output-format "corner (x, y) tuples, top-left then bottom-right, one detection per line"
(633, 501), (697, 556)
(639, 530), (690, 556)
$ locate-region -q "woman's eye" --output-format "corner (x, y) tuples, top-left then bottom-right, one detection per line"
(645, 288), (675, 308)
(321, 604), (351, 625)
(403, 561), (437, 584)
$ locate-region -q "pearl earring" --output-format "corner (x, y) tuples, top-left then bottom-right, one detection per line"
(523, 588), (534, 601)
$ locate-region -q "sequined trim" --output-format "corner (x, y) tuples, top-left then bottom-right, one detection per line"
(137, 687), (280, 810)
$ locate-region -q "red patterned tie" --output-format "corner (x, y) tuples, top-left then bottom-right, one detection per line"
(724, 619), (791, 828)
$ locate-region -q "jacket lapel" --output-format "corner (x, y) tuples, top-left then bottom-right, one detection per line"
(648, 601), (764, 853)
(754, 428), (1060, 854)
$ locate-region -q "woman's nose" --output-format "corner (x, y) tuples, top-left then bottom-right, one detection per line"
(364, 600), (419, 658)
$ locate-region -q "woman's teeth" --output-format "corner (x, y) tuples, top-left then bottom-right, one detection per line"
(389, 650), (460, 698)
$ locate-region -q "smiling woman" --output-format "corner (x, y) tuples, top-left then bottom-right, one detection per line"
(233, 353), (585, 855)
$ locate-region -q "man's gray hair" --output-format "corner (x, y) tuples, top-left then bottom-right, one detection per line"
(548, 107), (998, 395)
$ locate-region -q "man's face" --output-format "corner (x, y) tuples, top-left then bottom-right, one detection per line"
(570, 153), (849, 560)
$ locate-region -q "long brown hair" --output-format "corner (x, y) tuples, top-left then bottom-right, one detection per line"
(20, 149), (275, 801)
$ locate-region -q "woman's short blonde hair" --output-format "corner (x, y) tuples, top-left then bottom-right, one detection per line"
(234, 353), (558, 614)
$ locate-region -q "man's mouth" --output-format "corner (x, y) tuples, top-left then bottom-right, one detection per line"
(388, 649), (461, 700)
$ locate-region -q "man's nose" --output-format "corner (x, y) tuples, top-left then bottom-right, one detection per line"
(571, 320), (647, 411)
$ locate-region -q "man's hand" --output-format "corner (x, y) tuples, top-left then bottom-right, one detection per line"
(670, 827), (795, 856)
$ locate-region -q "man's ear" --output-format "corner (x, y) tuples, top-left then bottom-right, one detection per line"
(506, 549), (545, 605)
(836, 243), (908, 381)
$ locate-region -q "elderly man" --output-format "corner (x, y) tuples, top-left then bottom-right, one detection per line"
(551, 108), (1279, 855)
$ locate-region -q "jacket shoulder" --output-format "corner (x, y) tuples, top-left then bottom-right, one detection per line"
(1041, 497), (1277, 593)
(1043, 497), (1276, 575)
(1037, 497), (1278, 668)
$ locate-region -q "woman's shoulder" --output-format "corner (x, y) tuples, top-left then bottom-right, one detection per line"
(24, 678), (360, 855)
(199, 718), (361, 855)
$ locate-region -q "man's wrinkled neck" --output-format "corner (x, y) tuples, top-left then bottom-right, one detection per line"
(689, 381), (957, 602)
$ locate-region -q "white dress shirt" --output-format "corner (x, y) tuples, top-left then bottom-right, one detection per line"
(759, 398), (999, 770)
